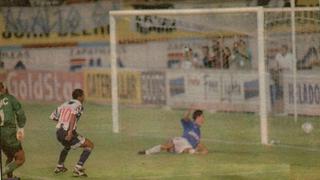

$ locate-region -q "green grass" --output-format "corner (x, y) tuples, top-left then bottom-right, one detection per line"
(6, 102), (320, 179)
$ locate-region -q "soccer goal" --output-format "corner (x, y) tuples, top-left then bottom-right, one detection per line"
(264, 6), (320, 149)
(109, 7), (269, 145)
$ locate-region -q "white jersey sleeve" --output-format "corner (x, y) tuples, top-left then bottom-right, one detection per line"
(55, 99), (83, 130)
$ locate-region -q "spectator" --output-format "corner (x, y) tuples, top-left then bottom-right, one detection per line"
(89, 59), (94, 67)
(231, 39), (252, 70)
(222, 47), (231, 69)
(0, 60), (4, 69)
(283, 0), (290, 7)
(257, 0), (271, 6)
(275, 44), (294, 72)
(201, 46), (211, 68)
(211, 40), (222, 68)
(97, 58), (102, 67)
(180, 47), (193, 70)
(117, 58), (124, 68)
(270, 44), (295, 110)
(268, 54), (281, 105)
(192, 52), (203, 68)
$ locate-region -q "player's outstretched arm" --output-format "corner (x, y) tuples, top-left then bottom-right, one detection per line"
(183, 104), (196, 120)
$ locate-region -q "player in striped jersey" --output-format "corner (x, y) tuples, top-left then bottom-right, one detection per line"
(50, 89), (94, 177)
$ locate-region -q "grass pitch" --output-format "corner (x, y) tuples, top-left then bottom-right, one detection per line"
(6, 102), (320, 179)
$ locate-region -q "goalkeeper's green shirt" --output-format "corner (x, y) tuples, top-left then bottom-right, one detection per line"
(0, 93), (26, 128)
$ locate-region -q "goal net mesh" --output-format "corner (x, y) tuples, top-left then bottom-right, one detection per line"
(112, 8), (320, 150)
(265, 9), (320, 149)
(112, 10), (265, 146)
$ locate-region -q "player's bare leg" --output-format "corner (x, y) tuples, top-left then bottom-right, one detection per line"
(195, 143), (208, 155)
(181, 148), (195, 154)
(73, 138), (94, 177)
(138, 139), (174, 155)
(3, 149), (25, 178)
(161, 140), (175, 152)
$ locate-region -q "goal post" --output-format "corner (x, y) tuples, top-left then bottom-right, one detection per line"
(109, 7), (269, 144)
(109, 14), (119, 133)
(257, 8), (268, 145)
(263, 6), (320, 148)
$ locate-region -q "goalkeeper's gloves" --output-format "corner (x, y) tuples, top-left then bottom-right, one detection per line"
(16, 128), (25, 141)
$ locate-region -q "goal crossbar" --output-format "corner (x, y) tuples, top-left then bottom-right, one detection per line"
(109, 7), (319, 17)
(110, 7), (263, 16)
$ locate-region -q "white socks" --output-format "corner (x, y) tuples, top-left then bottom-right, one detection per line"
(146, 145), (161, 155)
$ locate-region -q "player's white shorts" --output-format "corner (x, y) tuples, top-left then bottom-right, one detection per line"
(172, 137), (193, 154)
(56, 128), (86, 149)
(70, 134), (85, 149)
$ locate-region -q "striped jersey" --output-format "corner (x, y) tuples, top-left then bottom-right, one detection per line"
(50, 99), (83, 131)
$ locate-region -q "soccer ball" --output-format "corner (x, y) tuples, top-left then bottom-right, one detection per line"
(301, 122), (313, 134)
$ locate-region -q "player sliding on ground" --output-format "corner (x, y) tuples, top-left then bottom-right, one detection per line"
(50, 89), (94, 177)
(138, 107), (208, 155)
(0, 82), (26, 180)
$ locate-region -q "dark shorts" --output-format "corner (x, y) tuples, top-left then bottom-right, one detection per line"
(56, 128), (85, 149)
(0, 127), (23, 155)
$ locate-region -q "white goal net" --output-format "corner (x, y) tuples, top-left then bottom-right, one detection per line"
(264, 7), (320, 149)
(109, 7), (269, 145)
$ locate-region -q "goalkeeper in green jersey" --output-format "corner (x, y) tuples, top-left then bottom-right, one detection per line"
(0, 82), (26, 180)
